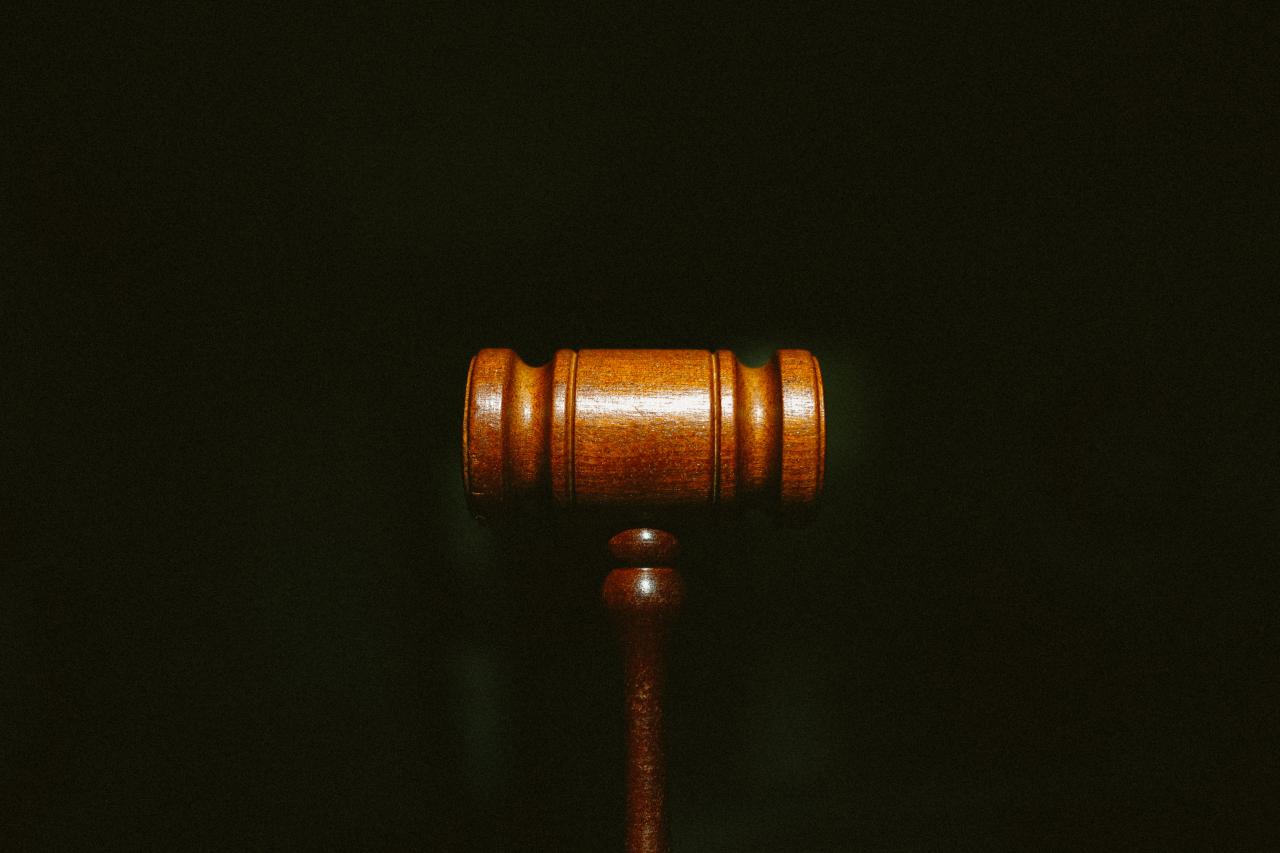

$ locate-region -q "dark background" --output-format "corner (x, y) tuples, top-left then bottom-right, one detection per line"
(12, 4), (1276, 850)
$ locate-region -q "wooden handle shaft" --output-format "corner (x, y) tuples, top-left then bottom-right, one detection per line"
(604, 530), (684, 853)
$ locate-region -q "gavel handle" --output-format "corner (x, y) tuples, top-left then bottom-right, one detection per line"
(603, 531), (684, 853)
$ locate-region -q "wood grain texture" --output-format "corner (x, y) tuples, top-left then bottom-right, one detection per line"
(603, 529), (684, 853)
(462, 348), (824, 518)
(462, 352), (824, 850)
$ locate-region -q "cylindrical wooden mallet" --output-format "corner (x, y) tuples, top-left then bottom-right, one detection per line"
(463, 348), (825, 851)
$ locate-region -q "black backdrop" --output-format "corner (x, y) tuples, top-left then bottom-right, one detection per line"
(14, 4), (1275, 850)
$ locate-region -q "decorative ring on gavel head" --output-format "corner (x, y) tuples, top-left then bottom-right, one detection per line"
(462, 348), (824, 517)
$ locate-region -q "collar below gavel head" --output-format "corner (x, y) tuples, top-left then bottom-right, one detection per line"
(462, 348), (824, 520)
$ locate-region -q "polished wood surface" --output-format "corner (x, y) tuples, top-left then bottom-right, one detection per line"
(603, 529), (684, 853)
(463, 348), (824, 517)
(462, 347), (825, 851)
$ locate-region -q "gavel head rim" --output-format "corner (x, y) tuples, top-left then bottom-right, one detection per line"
(462, 347), (824, 520)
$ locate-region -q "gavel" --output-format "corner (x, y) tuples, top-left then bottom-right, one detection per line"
(463, 348), (825, 852)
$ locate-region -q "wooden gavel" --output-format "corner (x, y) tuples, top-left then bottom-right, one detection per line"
(463, 348), (825, 852)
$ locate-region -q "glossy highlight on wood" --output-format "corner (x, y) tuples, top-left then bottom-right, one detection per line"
(459, 351), (827, 851)
(604, 529), (684, 853)
(462, 348), (825, 518)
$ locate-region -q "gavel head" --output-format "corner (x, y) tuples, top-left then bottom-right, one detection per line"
(463, 348), (824, 520)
